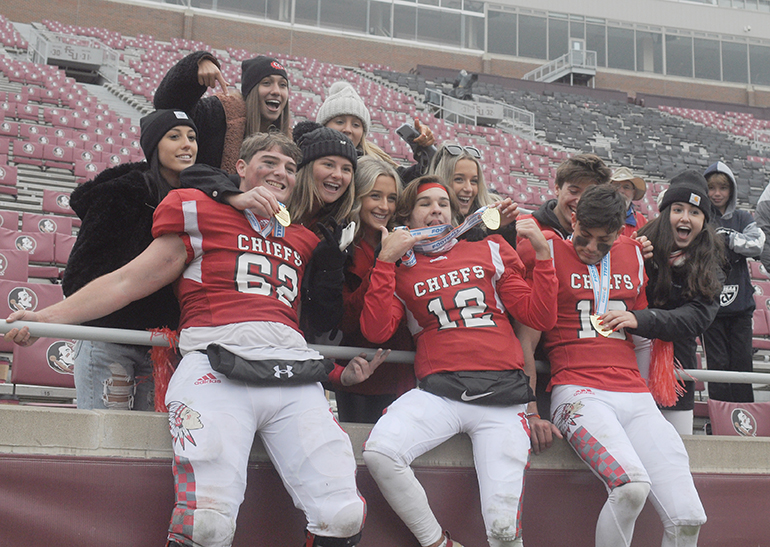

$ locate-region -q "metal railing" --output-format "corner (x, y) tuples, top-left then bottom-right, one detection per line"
(424, 88), (535, 140)
(522, 50), (597, 83)
(1, 320), (768, 385)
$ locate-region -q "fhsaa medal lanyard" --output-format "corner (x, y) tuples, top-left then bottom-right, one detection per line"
(396, 205), (500, 267)
(587, 251), (613, 337)
(243, 203), (291, 238)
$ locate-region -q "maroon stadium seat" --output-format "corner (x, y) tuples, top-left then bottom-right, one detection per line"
(0, 226), (55, 263)
(0, 248), (29, 281)
(21, 213), (72, 235)
(11, 336), (76, 389)
(708, 399), (770, 437)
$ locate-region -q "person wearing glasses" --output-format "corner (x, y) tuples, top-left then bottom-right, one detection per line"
(430, 143), (519, 246)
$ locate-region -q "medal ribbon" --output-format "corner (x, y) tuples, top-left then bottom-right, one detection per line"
(244, 209), (285, 238)
(397, 205), (491, 267)
(587, 251), (611, 315)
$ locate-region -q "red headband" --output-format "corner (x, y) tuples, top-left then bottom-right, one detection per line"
(417, 182), (448, 195)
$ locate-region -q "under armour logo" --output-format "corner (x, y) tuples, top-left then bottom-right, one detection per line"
(273, 364), (294, 379)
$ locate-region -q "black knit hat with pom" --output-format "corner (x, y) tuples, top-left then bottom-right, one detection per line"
(293, 121), (357, 171)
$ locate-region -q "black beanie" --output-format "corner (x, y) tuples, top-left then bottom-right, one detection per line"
(658, 170), (712, 222)
(241, 56), (288, 99)
(140, 110), (197, 159)
(293, 121), (357, 171)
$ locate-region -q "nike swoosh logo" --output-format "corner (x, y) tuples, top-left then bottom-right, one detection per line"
(460, 390), (494, 401)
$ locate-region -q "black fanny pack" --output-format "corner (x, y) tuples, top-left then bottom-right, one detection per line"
(206, 344), (335, 386)
(419, 369), (534, 406)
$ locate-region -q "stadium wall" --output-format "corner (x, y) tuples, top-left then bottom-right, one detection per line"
(5, 0), (770, 108)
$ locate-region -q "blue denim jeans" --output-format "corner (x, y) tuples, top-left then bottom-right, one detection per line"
(73, 340), (154, 411)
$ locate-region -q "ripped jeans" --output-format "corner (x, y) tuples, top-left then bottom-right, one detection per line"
(73, 340), (154, 411)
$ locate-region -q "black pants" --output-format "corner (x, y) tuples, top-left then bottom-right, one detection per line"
(334, 391), (398, 424)
(702, 312), (755, 402)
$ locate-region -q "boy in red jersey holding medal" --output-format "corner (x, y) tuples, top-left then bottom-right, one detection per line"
(517, 185), (706, 547)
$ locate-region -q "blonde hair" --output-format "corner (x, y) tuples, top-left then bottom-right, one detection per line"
(288, 158), (356, 231)
(244, 86), (292, 138)
(395, 175), (460, 228)
(350, 156), (402, 241)
(429, 144), (491, 214)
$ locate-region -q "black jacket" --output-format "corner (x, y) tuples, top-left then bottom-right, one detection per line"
(629, 263), (721, 410)
(62, 162), (180, 331)
(154, 51), (230, 171)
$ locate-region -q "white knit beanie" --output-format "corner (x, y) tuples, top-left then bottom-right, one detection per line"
(315, 81), (371, 135)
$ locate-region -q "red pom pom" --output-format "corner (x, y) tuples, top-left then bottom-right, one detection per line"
(149, 327), (179, 413)
(648, 339), (685, 407)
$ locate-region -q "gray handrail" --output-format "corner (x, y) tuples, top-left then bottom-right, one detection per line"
(1, 320), (768, 384)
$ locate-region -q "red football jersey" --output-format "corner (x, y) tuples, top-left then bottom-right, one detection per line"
(541, 235), (649, 392)
(516, 212), (567, 275)
(361, 235), (557, 380)
(152, 188), (319, 333)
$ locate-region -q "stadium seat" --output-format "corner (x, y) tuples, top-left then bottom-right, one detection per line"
(11, 139), (44, 167)
(708, 399), (770, 437)
(10, 336), (76, 389)
(21, 213), (72, 235)
(0, 280), (64, 351)
(750, 260), (768, 280)
(0, 226), (55, 264)
(42, 190), (75, 218)
(54, 233), (75, 266)
(0, 248), (29, 281)
(0, 210), (18, 230)
(751, 309), (770, 351)
(0, 163), (18, 196)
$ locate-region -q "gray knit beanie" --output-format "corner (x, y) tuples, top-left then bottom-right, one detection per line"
(315, 82), (371, 136)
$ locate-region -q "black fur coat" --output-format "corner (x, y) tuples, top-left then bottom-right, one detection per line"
(62, 162), (180, 330)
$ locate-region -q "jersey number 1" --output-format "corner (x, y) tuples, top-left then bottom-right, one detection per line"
(576, 299), (627, 340)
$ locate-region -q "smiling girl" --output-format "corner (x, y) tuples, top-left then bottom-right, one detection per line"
(154, 52), (291, 174)
(288, 121), (358, 232)
(429, 143), (518, 246)
(63, 110), (198, 411)
(601, 171), (724, 435)
(334, 157), (416, 423)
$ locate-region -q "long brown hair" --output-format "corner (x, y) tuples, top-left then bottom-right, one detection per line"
(638, 206), (724, 306)
(244, 86), (291, 138)
(287, 158), (356, 232)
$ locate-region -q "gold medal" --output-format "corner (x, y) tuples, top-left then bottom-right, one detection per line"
(481, 207), (501, 230)
(590, 314), (613, 337)
(593, 318), (614, 338)
(274, 204), (291, 227)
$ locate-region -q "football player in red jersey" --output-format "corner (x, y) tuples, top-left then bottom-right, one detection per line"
(517, 185), (706, 547)
(5, 132), (386, 547)
(360, 175), (558, 547)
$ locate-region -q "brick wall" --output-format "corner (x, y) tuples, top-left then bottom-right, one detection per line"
(5, 0), (770, 108)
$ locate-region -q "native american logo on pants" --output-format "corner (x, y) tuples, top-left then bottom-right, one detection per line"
(552, 400), (585, 433)
(168, 401), (204, 449)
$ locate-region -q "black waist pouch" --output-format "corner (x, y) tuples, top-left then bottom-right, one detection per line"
(206, 344), (335, 386)
(419, 369), (534, 406)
